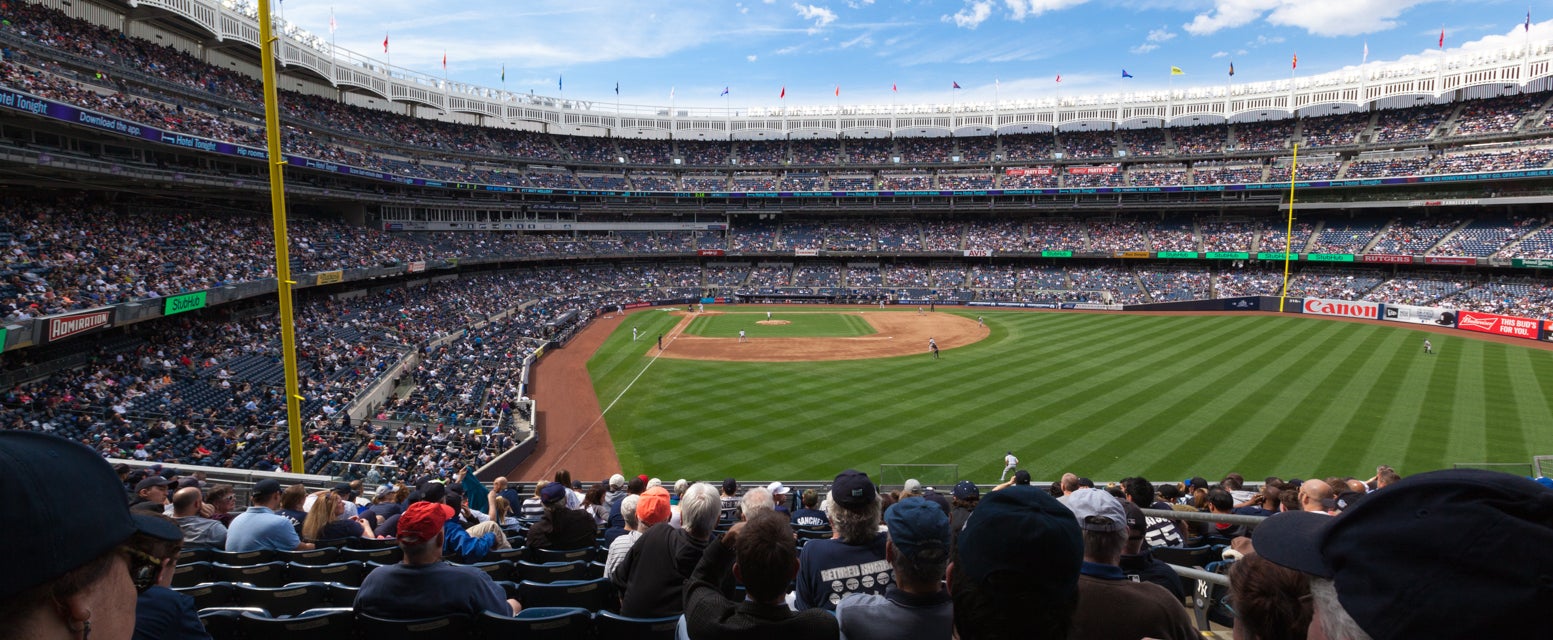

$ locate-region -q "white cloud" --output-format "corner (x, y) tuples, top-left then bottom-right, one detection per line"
(841, 32), (874, 48)
(1130, 43), (1159, 54)
(945, 1), (994, 29)
(1004, 0), (1092, 21)
(1146, 27), (1176, 43)
(794, 3), (839, 30)
(747, 54), (759, 61)
(1184, 0), (1428, 37)
(1211, 50), (1229, 58)
(844, 0), (876, 7)
(1250, 34), (1285, 46)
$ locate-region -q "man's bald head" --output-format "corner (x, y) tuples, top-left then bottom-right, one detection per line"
(171, 486), (204, 516)
(1299, 480), (1332, 512)
(1060, 473), (1080, 494)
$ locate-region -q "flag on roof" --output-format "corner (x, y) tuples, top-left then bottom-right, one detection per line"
(383, 34), (388, 53)
(1528, 10), (1533, 32)
(328, 9), (337, 35)
(615, 82), (619, 95)
(1170, 66), (1183, 75)
(1292, 53), (1298, 69)
(721, 86), (729, 97)
(1229, 62), (1235, 77)
(892, 83), (897, 92)
(559, 75), (563, 91)
(952, 81), (961, 89)
(834, 85), (840, 97)
(1055, 74), (1061, 83)
(1439, 28), (1445, 49)
(1121, 69), (1133, 78)
(441, 50), (446, 70)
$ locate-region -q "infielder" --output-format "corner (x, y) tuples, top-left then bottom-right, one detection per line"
(1000, 451), (1019, 482)
(977, 315), (984, 327)
(767, 311), (772, 320)
(632, 326), (639, 341)
(739, 329), (747, 342)
(1424, 339), (1433, 354)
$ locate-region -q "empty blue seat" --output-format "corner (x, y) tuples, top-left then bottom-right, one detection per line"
(594, 610), (680, 640)
(355, 613), (471, 639)
(477, 607), (592, 639)
(238, 607), (355, 640)
(517, 577), (614, 612)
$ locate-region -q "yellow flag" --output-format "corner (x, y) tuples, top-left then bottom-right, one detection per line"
(1170, 66), (1184, 75)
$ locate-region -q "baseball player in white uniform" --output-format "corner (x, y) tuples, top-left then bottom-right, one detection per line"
(1000, 451), (1019, 482)
(739, 330), (747, 342)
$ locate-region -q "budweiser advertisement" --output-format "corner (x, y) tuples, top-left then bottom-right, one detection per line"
(48, 310), (112, 342)
(1456, 311), (1541, 340)
(1004, 167), (1053, 176)
(1382, 303), (1452, 326)
(1302, 298), (1380, 320)
(1067, 166), (1118, 175)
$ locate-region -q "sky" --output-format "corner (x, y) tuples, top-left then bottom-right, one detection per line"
(273, 1), (1546, 110)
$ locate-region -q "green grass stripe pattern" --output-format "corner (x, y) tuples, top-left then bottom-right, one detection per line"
(587, 311), (1553, 483)
(682, 310), (875, 338)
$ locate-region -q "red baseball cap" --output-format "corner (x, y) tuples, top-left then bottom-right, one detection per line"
(397, 501), (453, 543)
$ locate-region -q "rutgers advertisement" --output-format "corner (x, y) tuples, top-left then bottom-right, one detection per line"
(1302, 298), (1380, 320)
(1456, 311), (1542, 340)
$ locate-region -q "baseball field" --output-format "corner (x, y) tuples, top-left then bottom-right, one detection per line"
(584, 307), (1553, 484)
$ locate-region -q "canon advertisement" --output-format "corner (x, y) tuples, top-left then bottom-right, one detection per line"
(1455, 311), (1542, 340)
(1302, 298), (1380, 320)
(1382, 303), (1453, 326)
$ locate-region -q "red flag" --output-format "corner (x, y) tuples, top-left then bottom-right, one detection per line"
(1292, 53), (1297, 69)
(383, 35), (389, 53)
(892, 83), (897, 92)
(835, 85), (840, 97)
(442, 51), (447, 69)
(1055, 74), (1061, 83)
(780, 85), (785, 99)
(1439, 28), (1445, 49)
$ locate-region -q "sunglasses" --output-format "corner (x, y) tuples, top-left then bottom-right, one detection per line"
(120, 546), (165, 595)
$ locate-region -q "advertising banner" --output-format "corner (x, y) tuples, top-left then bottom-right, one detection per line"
(963, 249), (993, 258)
(406, 261), (427, 273)
(1514, 258), (1553, 269)
(1157, 251), (1198, 259)
(1206, 252), (1249, 260)
(697, 249), (725, 257)
(1067, 166), (1118, 175)
(1302, 298), (1380, 320)
(315, 270), (344, 285)
(1362, 254), (1413, 264)
(1382, 303), (1451, 326)
(48, 310), (112, 342)
(1306, 253), (1354, 262)
(1423, 256), (1476, 266)
(0, 326), (6, 353)
(1544, 321), (1553, 342)
(1005, 167), (1053, 176)
(1456, 311), (1541, 340)
(794, 249), (820, 257)
(162, 292), (207, 316)
(1041, 250), (1073, 258)
(1257, 252), (1295, 261)
(1116, 251), (1152, 259)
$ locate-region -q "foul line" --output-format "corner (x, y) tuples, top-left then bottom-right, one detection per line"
(539, 315), (690, 479)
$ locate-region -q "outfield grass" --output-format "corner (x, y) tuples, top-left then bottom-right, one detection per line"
(683, 310), (876, 338)
(588, 310), (1553, 483)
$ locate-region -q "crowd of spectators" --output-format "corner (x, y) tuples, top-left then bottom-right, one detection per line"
(1232, 120), (1295, 152)
(1300, 112), (1370, 148)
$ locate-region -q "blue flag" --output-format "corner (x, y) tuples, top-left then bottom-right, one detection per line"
(1121, 70), (1133, 78)
(559, 75), (563, 91)
(721, 86), (729, 96)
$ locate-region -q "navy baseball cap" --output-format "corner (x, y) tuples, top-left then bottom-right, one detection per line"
(886, 497), (950, 559)
(0, 432), (181, 600)
(955, 485), (1082, 601)
(251, 478), (283, 498)
(1012, 470), (1031, 485)
(1255, 469), (1553, 640)
(539, 481), (568, 505)
(831, 470), (877, 508)
(135, 475), (172, 492)
(952, 480), (980, 500)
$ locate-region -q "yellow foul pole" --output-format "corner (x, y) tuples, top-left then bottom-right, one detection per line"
(257, 0), (306, 474)
(1278, 143), (1299, 312)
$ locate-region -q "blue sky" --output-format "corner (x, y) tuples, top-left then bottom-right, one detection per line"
(276, 1), (1544, 109)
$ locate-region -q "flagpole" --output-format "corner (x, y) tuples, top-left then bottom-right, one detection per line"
(1279, 143), (1299, 312)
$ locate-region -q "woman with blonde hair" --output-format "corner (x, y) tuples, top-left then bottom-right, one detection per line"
(301, 491), (371, 542)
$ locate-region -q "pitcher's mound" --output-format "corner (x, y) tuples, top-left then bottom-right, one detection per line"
(756, 320), (792, 325)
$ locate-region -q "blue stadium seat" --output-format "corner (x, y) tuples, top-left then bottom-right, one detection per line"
(232, 583), (330, 617)
(485, 546), (528, 562)
(515, 560), (588, 584)
(594, 610), (681, 640)
(355, 613), (471, 639)
(458, 559), (516, 582)
(212, 561), (289, 588)
(171, 561), (213, 588)
(275, 548), (339, 564)
(528, 546), (594, 564)
(178, 548), (214, 565)
(477, 608), (593, 639)
(1152, 545), (1215, 570)
(175, 582), (235, 610)
(198, 608), (256, 640)
(517, 578), (614, 612)
(324, 583), (360, 608)
(285, 561), (366, 587)
(209, 549), (276, 566)
(238, 607), (355, 640)
(340, 546), (403, 564)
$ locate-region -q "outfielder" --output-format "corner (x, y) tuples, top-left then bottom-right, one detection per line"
(1000, 451), (1019, 482)
(928, 337), (939, 360)
(632, 326), (639, 341)
(1424, 339), (1433, 354)
(767, 311), (772, 320)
